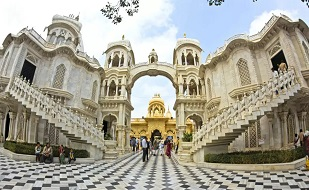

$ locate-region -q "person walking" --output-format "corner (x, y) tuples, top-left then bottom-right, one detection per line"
(131, 137), (136, 152)
(166, 140), (172, 159)
(299, 129), (305, 146)
(175, 137), (179, 154)
(146, 139), (151, 161)
(142, 137), (148, 162)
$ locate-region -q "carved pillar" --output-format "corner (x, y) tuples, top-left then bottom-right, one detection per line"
(279, 112), (288, 148)
(116, 124), (125, 151)
(101, 80), (106, 97)
(0, 112), (4, 142)
(106, 85), (110, 97)
(185, 55), (187, 66)
(115, 85), (119, 97)
(298, 111), (307, 131)
(178, 125), (186, 151)
(266, 113), (274, 149)
(193, 54), (196, 66)
(6, 112), (16, 141)
(125, 127), (131, 150)
(33, 116), (40, 143)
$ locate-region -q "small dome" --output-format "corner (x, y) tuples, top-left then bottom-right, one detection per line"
(149, 93), (164, 105)
(175, 33), (201, 50)
(165, 107), (172, 118)
(148, 48), (158, 64)
(149, 48), (157, 56)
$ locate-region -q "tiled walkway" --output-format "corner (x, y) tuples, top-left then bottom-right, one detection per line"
(0, 152), (309, 190)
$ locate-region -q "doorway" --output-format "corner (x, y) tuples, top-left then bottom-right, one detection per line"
(151, 129), (161, 143)
(20, 59), (36, 83)
(4, 113), (10, 140)
(271, 50), (288, 71)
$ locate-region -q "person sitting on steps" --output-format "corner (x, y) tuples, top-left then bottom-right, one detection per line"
(35, 142), (41, 162)
(68, 148), (76, 164)
(41, 143), (53, 163)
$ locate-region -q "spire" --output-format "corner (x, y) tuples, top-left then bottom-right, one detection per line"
(184, 33), (186, 38)
(122, 34), (125, 40)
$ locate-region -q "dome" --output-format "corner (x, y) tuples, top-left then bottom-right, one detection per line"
(175, 33), (201, 50)
(149, 48), (157, 56)
(165, 107), (172, 118)
(149, 93), (164, 105)
(52, 14), (82, 32)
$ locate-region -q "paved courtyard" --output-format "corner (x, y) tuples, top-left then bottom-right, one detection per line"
(0, 152), (309, 190)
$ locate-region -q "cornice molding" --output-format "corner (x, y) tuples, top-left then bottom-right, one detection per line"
(40, 87), (74, 100)
(205, 97), (221, 110)
(81, 98), (99, 109)
(228, 83), (260, 99)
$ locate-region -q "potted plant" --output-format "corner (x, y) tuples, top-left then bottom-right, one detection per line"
(181, 132), (193, 151)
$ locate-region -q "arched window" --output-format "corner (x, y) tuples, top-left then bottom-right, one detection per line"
(112, 54), (119, 67)
(91, 81), (98, 101)
(52, 64), (66, 89)
(187, 53), (194, 65)
(56, 36), (65, 45)
(302, 41), (309, 61)
(109, 80), (116, 96)
(49, 32), (56, 43)
(207, 78), (212, 99)
(1, 52), (9, 75)
(189, 79), (197, 96)
(237, 58), (251, 86)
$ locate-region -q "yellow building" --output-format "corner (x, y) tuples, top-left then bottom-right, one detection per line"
(130, 94), (193, 142)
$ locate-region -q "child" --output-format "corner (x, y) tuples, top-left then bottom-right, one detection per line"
(159, 141), (164, 156)
(35, 142), (41, 162)
(68, 149), (76, 164)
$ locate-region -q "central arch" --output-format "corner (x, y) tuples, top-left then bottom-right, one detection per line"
(127, 63), (177, 90)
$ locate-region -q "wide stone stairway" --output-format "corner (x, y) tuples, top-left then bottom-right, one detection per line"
(6, 76), (105, 151)
(192, 69), (300, 158)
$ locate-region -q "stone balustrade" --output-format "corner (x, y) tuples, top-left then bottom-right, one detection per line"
(8, 76), (105, 146)
(192, 69), (297, 150)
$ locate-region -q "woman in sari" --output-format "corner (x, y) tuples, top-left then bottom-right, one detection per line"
(166, 140), (172, 158)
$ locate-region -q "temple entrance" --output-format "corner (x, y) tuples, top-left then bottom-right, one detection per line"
(151, 129), (161, 143)
(271, 50), (288, 71)
(4, 113), (10, 140)
(102, 114), (117, 140)
(20, 60), (36, 83)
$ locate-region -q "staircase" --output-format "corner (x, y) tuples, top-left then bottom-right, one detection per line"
(7, 76), (105, 151)
(191, 69), (300, 154)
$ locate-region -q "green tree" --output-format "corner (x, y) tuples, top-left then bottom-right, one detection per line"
(101, 0), (309, 24)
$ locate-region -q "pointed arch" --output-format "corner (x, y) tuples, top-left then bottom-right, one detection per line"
(91, 80), (98, 101)
(237, 58), (251, 86)
(187, 53), (194, 65)
(52, 64), (66, 89)
(112, 54), (119, 67)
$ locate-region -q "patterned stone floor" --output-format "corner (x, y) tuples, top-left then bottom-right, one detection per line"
(0, 151), (309, 190)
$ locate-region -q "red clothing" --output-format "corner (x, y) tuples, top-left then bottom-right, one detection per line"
(166, 142), (172, 158)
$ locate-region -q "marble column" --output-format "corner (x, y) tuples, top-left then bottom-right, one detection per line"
(6, 112), (16, 141)
(116, 124), (125, 151)
(0, 112), (4, 142)
(298, 112), (307, 131)
(33, 116), (40, 143)
(125, 127), (131, 150)
(177, 125), (186, 151)
(266, 113), (274, 149)
(279, 112), (288, 148)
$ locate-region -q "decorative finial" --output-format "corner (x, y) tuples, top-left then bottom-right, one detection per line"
(184, 33), (186, 38)
(152, 48), (155, 51)
(122, 35), (125, 40)
(75, 12), (80, 21)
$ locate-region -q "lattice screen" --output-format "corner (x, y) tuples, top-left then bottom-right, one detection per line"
(237, 59), (251, 86)
(249, 123), (257, 148)
(91, 81), (98, 101)
(245, 130), (249, 148)
(52, 64), (66, 89)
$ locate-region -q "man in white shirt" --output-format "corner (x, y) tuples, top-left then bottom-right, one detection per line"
(141, 137), (148, 162)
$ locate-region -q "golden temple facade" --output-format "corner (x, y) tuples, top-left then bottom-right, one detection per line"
(130, 94), (193, 141)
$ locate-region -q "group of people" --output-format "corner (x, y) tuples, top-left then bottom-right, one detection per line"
(294, 129), (309, 154)
(35, 142), (76, 164)
(130, 136), (180, 162)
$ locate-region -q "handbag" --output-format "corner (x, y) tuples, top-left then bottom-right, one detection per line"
(306, 156), (309, 170)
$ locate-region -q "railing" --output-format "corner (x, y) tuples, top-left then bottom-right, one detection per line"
(193, 69), (297, 147)
(9, 76), (105, 144)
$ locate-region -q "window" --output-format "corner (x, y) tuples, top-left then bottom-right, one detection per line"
(91, 81), (98, 101)
(52, 64), (66, 89)
(112, 54), (119, 67)
(237, 58), (251, 86)
(187, 53), (194, 65)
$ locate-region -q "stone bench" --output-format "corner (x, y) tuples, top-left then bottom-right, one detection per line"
(0, 147), (95, 164)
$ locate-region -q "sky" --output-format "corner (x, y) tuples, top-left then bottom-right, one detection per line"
(0, 0), (308, 118)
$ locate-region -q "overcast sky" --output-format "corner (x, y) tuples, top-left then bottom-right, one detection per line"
(0, 0), (308, 118)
